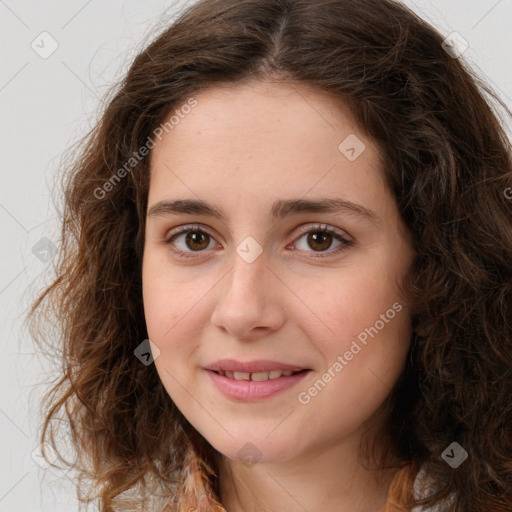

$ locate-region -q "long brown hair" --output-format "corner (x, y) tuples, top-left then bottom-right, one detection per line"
(28, 0), (512, 510)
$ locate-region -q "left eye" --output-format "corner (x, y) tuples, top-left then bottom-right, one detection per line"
(292, 225), (352, 255)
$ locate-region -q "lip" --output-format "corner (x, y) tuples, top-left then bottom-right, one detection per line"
(206, 370), (310, 401)
(204, 359), (307, 373)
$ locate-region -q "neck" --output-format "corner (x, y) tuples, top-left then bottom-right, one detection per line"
(215, 434), (401, 512)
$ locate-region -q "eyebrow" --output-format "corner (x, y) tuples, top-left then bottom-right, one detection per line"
(147, 198), (380, 225)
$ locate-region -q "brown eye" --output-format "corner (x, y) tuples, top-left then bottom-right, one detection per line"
(165, 226), (218, 254)
(293, 224), (353, 257)
(185, 231), (211, 251)
(307, 231), (333, 251)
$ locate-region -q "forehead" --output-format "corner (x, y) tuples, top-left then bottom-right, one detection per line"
(148, 80), (388, 215)
(153, 80), (368, 158)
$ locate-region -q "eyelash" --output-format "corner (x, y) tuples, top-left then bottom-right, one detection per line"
(163, 223), (353, 260)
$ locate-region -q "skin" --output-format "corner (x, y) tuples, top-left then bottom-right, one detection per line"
(142, 79), (415, 512)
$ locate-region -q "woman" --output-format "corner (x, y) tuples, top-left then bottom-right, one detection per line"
(29, 0), (512, 510)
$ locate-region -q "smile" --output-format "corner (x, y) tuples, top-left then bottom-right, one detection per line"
(214, 370), (301, 381)
(205, 362), (311, 400)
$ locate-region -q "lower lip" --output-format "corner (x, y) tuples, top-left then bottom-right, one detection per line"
(206, 370), (310, 401)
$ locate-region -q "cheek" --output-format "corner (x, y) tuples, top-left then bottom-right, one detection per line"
(142, 251), (211, 387)
(142, 267), (171, 343)
(142, 249), (201, 341)
(142, 264), (200, 404)
(301, 259), (412, 405)
(297, 299), (411, 445)
(309, 265), (407, 343)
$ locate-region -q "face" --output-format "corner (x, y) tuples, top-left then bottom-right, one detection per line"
(142, 80), (414, 464)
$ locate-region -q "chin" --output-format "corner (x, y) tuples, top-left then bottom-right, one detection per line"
(202, 430), (300, 466)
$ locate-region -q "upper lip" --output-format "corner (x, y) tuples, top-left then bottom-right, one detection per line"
(205, 359), (308, 373)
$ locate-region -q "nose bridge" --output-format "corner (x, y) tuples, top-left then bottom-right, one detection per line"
(226, 242), (267, 298)
(210, 241), (285, 337)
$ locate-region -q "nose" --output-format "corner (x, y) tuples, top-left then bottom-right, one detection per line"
(210, 249), (286, 340)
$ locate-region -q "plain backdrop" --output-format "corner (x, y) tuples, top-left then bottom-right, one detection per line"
(1, 1), (511, 511)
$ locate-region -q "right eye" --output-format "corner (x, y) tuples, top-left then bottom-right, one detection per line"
(164, 224), (220, 258)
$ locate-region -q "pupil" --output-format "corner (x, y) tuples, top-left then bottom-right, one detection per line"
(308, 232), (332, 251)
(186, 231), (209, 250)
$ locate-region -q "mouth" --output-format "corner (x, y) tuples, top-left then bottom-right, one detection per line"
(212, 369), (307, 381)
(206, 370), (311, 402)
(204, 359), (312, 400)
(204, 358), (310, 376)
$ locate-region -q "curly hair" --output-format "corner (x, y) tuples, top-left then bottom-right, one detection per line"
(28, 0), (512, 510)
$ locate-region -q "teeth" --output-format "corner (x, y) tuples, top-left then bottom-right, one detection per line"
(218, 370), (301, 381)
(251, 371), (270, 381)
(233, 371), (251, 380)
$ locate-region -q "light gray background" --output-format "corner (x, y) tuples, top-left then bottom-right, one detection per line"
(1, 1), (511, 511)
